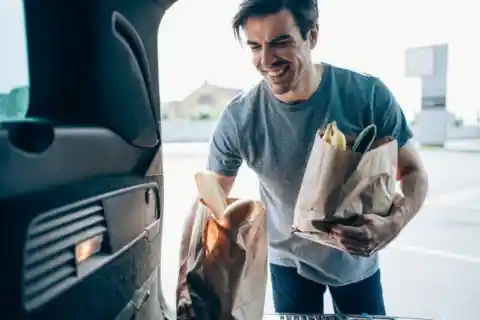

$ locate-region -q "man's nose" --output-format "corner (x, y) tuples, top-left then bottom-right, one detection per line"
(260, 46), (276, 68)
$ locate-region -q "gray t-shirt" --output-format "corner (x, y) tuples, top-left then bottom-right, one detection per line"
(207, 63), (413, 286)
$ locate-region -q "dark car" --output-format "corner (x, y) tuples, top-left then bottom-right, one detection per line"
(0, 0), (174, 319)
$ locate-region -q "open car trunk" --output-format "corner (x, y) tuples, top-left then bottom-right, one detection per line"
(0, 0), (177, 319)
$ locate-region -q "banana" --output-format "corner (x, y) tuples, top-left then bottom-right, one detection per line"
(322, 121), (347, 150)
(323, 123), (334, 145)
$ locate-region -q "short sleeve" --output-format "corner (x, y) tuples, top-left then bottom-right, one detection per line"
(206, 107), (243, 177)
(372, 78), (413, 148)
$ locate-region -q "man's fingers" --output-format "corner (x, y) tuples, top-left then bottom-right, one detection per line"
(345, 246), (371, 257)
(332, 225), (371, 242)
(336, 235), (372, 256)
(339, 236), (366, 249)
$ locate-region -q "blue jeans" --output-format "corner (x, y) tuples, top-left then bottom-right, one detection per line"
(270, 264), (386, 315)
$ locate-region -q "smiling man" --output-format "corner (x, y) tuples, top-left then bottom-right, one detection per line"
(181, 0), (429, 316)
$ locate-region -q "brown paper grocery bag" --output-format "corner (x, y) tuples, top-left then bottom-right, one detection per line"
(177, 198), (268, 320)
(292, 130), (398, 251)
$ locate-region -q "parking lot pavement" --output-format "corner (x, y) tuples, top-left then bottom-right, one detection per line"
(160, 144), (480, 319)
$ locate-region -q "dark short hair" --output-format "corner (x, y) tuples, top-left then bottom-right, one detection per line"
(232, 0), (319, 41)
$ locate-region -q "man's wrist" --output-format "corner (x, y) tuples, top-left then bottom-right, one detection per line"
(396, 166), (429, 224)
(389, 195), (414, 230)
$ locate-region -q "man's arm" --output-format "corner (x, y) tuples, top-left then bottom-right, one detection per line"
(371, 77), (429, 226)
(181, 103), (242, 237)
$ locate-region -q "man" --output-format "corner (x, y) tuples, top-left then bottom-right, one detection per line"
(181, 0), (429, 315)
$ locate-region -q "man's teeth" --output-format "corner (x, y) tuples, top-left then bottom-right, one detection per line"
(268, 68), (286, 77)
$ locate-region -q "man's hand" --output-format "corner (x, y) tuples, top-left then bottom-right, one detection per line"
(331, 196), (405, 256)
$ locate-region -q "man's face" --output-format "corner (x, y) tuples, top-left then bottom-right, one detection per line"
(243, 10), (317, 96)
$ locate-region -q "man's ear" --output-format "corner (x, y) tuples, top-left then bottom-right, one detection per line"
(309, 23), (319, 49)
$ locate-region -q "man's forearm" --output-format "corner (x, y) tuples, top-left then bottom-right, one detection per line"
(393, 167), (429, 227)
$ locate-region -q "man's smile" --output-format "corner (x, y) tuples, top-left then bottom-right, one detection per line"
(264, 65), (290, 81)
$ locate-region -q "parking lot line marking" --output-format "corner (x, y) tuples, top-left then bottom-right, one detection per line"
(390, 244), (480, 263)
